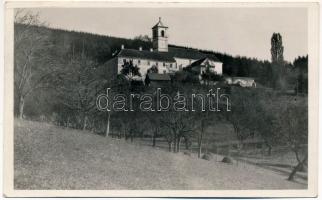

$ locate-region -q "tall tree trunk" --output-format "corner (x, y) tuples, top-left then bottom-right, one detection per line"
(105, 112), (111, 137)
(168, 142), (172, 152)
(288, 155), (308, 181)
(83, 115), (88, 130)
(152, 128), (157, 147)
(198, 120), (204, 158)
(184, 137), (189, 150)
(198, 141), (202, 158)
(67, 116), (70, 128)
(173, 136), (177, 153)
(265, 140), (272, 156)
(267, 145), (272, 156)
(18, 95), (25, 119)
(177, 137), (181, 153)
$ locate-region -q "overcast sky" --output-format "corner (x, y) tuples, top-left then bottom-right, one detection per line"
(27, 7), (308, 62)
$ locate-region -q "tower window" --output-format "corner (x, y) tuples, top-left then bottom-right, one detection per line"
(161, 30), (165, 37)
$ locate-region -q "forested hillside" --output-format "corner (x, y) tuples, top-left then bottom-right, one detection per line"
(15, 23), (308, 118)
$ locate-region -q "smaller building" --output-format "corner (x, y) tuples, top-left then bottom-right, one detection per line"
(225, 77), (256, 88)
(186, 57), (222, 74)
(184, 57), (223, 85)
(145, 73), (171, 87)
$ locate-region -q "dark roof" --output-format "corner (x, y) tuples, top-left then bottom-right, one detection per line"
(116, 47), (221, 63)
(190, 57), (218, 67)
(167, 46), (206, 60)
(146, 73), (171, 81)
(118, 49), (175, 62)
(152, 18), (168, 29)
(167, 46), (221, 62)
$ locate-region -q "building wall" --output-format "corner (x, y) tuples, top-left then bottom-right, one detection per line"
(175, 57), (223, 75)
(209, 61), (223, 75)
(117, 57), (174, 79)
(225, 77), (256, 87)
(174, 57), (197, 70)
(153, 37), (168, 52)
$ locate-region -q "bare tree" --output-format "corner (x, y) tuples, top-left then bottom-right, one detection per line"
(159, 111), (196, 153)
(277, 104), (308, 181)
(14, 9), (59, 119)
(57, 55), (99, 130)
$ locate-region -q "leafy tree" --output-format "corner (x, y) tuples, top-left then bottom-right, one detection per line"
(120, 60), (141, 81)
(147, 65), (158, 74)
(134, 34), (152, 42)
(271, 33), (284, 63)
(201, 65), (224, 85)
(294, 56), (308, 94)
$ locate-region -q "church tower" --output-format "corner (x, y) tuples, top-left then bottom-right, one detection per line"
(152, 17), (168, 52)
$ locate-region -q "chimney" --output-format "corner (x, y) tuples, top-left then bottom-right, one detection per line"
(121, 44), (124, 49)
(150, 48), (153, 52)
(139, 46), (142, 51)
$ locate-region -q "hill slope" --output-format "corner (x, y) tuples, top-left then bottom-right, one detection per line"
(14, 120), (305, 190)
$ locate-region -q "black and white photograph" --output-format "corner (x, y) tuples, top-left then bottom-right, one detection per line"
(3, 1), (319, 197)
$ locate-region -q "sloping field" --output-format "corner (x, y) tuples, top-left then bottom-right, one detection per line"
(14, 119), (306, 190)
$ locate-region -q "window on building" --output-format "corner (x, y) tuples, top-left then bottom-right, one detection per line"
(163, 62), (166, 66)
(138, 60), (141, 64)
(161, 30), (165, 37)
(170, 64), (172, 68)
(156, 62), (158, 66)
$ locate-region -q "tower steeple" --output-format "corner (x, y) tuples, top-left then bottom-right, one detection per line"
(152, 17), (168, 52)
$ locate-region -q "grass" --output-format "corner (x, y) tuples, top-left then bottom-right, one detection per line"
(14, 119), (306, 190)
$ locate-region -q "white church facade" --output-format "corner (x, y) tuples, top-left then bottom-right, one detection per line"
(104, 18), (223, 81)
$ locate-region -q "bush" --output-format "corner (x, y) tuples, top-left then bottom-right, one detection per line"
(201, 153), (213, 161)
(183, 151), (191, 156)
(222, 156), (233, 164)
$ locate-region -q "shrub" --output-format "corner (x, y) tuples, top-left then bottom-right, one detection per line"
(183, 151), (191, 156)
(222, 156), (233, 164)
(201, 153), (213, 161)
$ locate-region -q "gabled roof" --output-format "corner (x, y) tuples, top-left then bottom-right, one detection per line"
(115, 45), (222, 64)
(152, 17), (168, 29)
(146, 73), (171, 81)
(167, 46), (221, 62)
(118, 49), (176, 62)
(190, 57), (217, 67)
